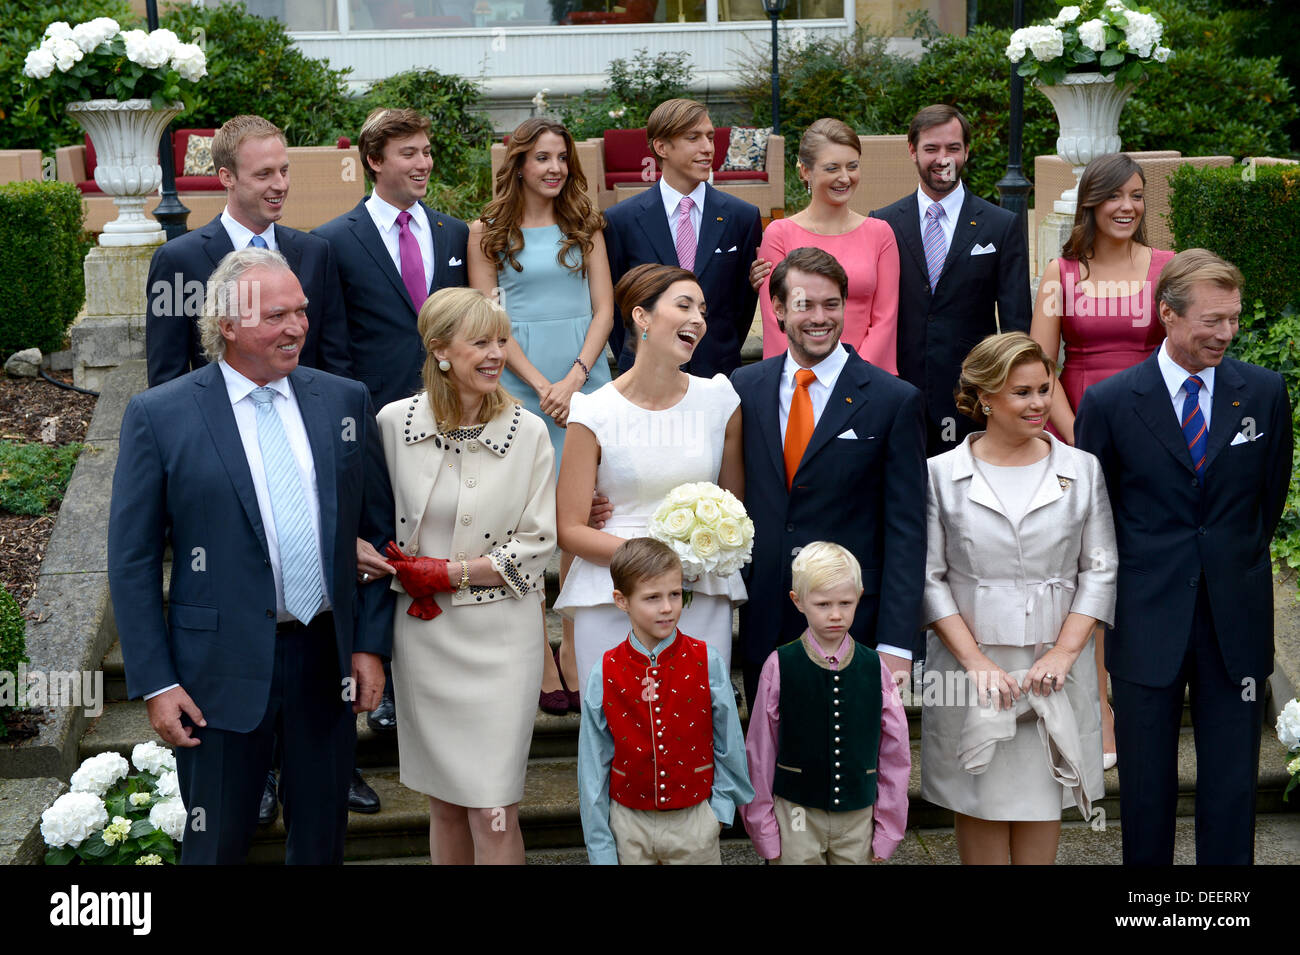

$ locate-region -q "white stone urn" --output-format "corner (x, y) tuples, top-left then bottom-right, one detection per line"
(66, 98), (183, 247)
(1035, 73), (1135, 216)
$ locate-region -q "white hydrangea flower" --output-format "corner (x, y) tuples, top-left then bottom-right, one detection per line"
(1076, 18), (1108, 53)
(70, 17), (120, 52)
(1277, 698), (1300, 751)
(43, 21), (74, 41)
(50, 37), (84, 73)
(154, 770), (180, 799)
(1152, 45), (1172, 63)
(131, 740), (176, 776)
(144, 28), (181, 69)
(23, 48), (56, 79)
(136, 853), (164, 865)
(121, 29), (151, 67)
(40, 791), (108, 848)
(1105, 0), (1129, 10)
(70, 751), (129, 796)
(170, 42), (207, 82)
(148, 797), (187, 842)
(1049, 5), (1080, 27)
(1122, 10), (1162, 59)
(1289, 755), (1300, 776)
(101, 815), (132, 847)
(1025, 25), (1066, 61)
(129, 792), (152, 807)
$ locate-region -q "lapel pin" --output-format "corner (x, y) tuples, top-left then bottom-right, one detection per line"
(845, 397), (853, 404)
(1232, 401), (1240, 407)
(969, 220), (976, 226)
(436, 221), (444, 227)
(1058, 477), (1071, 489)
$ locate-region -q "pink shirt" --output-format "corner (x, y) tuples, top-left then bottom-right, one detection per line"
(740, 633), (911, 860)
(757, 217), (901, 374)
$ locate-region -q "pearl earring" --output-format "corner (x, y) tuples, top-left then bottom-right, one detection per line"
(438, 359), (451, 372)
(982, 404), (992, 415)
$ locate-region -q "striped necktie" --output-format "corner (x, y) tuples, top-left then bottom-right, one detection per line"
(1181, 375), (1208, 485)
(674, 196), (696, 270)
(922, 201), (947, 289)
(250, 387), (323, 623)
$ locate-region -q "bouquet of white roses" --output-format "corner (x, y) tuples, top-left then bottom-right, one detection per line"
(41, 741), (186, 865)
(1278, 697), (1300, 803)
(22, 18), (206, 116)
(1006, 0), (1170, 86)
(647, 482), (754, 581)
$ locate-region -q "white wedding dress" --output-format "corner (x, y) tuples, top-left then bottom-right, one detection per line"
(554, 374), (747, 699)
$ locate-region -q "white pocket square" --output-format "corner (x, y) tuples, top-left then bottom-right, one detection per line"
(1230, 431), (1264, 445)
(970, 243), (996, 256)
(714, 245), (737, 253)
(449, 256), (463, 267)
(836, 429), (858, 440)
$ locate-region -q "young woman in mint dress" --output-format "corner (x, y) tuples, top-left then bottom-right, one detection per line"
(469, 118), (613, 714)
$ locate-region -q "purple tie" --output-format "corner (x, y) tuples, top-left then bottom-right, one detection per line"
(922, 201), (946, 289)
(674, 196), (696, 271)
(396, 209), (427, 312)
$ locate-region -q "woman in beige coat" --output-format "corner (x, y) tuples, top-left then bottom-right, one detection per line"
(375, 287), (556, 864)
(920, 332), (1117, 864)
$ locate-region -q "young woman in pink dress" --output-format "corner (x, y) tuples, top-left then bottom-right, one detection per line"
(1030, 152), (1175, 770)
(749, 118), (900, 372)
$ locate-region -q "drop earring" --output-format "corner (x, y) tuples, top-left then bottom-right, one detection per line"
(641, 330), (648, 341)
(438, 359), (451, 372)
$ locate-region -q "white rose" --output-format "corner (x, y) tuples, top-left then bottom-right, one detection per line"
(149, 797), (187, 842)
(40, 792), (108, 848)
(136, 853), (164, 865)
(715, 518), (744, 549)
(1152, 45), (1171, 63)
(70, 751), (130, 796)
(1277, 698), (1300, 751)
(1049, 5), (1080, 27)
(43, 21), (74, 41)
(170, 42), (207, 82)
(665, 484), (697, 507)
(23, 48), (56, 79)
(1076, 18), (1107, 53)
(50, 37), (84, 72)
(718, 492), (746, 520)
(132, 740), (176, 775)
(694, 497), (722, 526)
(1025, 25), (1065, 61)
(660, 506), (697, 540)
(690, 525), (721, 561)
(154, 770), (180, 799)
(739, 517), (755, 545)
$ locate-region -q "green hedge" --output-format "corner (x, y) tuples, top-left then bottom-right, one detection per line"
(0, 181), (86, 357)
(1168, 162), (1300, 321)
(0, 587), (28, 738)
(0, 441), (85, 516)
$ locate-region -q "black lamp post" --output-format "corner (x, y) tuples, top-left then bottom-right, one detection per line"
(762, 0), (787, 135)
(995, 0), (1031, 242)
(146, 0), (190, 238)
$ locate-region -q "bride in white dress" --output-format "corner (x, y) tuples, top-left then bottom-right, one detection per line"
(555, 263), (746, 699)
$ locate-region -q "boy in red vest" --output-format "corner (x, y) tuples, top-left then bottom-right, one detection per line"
(740, 542), (911, 864)
(578, 537), (753, 864)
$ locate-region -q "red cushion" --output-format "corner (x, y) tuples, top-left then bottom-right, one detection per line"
(77, 179), (101, 194)
(712, 127), (731, 171)
(604, 128), (653, 173)
(84, 136), (97, 178)
(173, 175), (223, 191)
(605, 170), (659, 188)
(714, 170), (768, 182)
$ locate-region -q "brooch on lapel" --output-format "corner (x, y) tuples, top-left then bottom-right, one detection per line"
(845, 397), (853, 404)
(716, 216), (723, 222)
(1058, 477), (1071, 489)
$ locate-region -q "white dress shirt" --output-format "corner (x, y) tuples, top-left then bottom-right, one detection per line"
(221, 207), (276, 251)
(659, 177), (707, 244)
(914, 181), (965, 258)
(779, 342), (911, 661)
(1157, 339), (1214, 430)
(365, 192), (433, 293)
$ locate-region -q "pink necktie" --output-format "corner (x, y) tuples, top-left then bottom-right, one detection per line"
(396, 210), (428, 312)
(674, 196), (696, 271)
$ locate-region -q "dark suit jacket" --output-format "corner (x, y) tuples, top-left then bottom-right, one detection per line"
(107, 362), (396, 733)
(871, 188), (1030, 446)
(731, 345), (928, 668)
(1076, 351), (1292, 687)
(145, 215), (352, 387)
(605, 182), (762, 378)
(313, 199), (469, 410)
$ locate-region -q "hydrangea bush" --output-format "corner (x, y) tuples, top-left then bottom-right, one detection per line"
(1279, 698), (1300, 802)
(21, 17), (206, 120)
(41, 742), (186, 865)
(1006, 0), (1170, 85)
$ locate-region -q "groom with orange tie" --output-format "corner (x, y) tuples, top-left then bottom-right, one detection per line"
(731, 247), (927, 706)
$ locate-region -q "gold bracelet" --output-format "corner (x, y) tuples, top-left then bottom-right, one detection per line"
(457, 559), (470, 591)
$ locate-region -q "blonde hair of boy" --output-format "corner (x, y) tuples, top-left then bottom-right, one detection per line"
(790, 541), (863, 602)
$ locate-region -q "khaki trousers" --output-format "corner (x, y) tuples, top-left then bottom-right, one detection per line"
(772, 795), (874, 865)
(609, 799), (722, 865)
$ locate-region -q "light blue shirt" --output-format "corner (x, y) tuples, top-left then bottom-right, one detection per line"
(1156, 338), (1215, 431)
(577, 630), (753, 865)
(221, 207), (276, 251)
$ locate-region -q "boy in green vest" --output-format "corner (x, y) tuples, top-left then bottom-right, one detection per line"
(740, 542), (911, 864)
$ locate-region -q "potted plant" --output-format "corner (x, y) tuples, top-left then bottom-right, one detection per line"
(1006, 0), (1171, 214)
(22, 18), (206, 246)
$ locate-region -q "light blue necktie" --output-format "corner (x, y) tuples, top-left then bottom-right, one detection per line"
(248, 234), (268, 249)
(922, 201), (946, 289)
(249, 387), (323, 623)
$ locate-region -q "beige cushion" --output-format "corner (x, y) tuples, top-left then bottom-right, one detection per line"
(182, 135), (216, 176)
(722, 126), (772, 171)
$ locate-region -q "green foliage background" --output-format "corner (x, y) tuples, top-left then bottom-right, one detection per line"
(0, 587), (27, 739)
(0, 441), (86, 516)
(0, 181), (88, 357)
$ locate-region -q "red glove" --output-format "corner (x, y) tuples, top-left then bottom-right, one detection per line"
(384, 542), (455, 620)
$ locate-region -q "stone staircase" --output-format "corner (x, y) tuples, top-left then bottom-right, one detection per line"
(81, 558), (1299, 864)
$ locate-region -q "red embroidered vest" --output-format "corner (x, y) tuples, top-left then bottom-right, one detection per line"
(602, 630), (714, 811)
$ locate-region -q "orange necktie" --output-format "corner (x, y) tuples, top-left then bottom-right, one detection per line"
(784, 368), (817, 489)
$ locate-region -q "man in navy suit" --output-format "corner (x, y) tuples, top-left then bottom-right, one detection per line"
(108, 248), (396, 863)
(314, 108), (469, 413)
(871, 105), (1030, 456)
(731, 247), (927, 705)
(145, 114), (351, 388)
(1076, 249), (1293, 864)
(604, 98), (762, 378)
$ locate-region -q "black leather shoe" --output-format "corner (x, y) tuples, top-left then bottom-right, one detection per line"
(348, 769), (381, 814)
(257, 771), (278, 826)
(367, 685), (396, 733)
